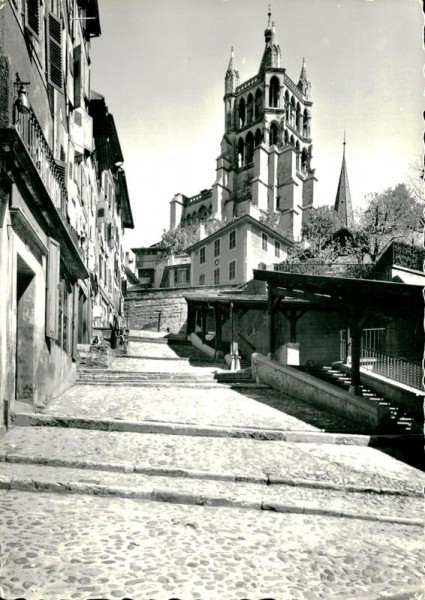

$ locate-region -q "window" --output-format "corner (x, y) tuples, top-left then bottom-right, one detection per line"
(214, 239), (220, 257)
(262, 233), (268, 251)
(47, 12), (63, 92)
(275, 240), (281, 258)
(25, 0), (40, 38)
(229, 230), (236, 250)
(174, 270), (179, 285)
(199, 274), (206, 286)
(200, 247), (206, 264)
(229, 260), (236, 281)
(214, 268), (220, 285)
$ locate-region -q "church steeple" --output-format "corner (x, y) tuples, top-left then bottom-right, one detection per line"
(225, 46), (239, 96)
(334, 133), (354, 229)
(260, 6), (281, 72)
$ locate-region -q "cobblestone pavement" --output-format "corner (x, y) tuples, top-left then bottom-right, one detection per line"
(43, 384), (324, 431)
(1, 426), (424, 493)
(2, 333), (424, 599)
(0, 462), (422, 522)
(0, 490), (423, 600)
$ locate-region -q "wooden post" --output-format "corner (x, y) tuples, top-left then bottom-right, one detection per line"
(268, 287), (276, 356)
(186, 302), (196, 337)
(201, 307), (207, 342)
(349, 318), (362, 395)
(290, 309), (297, 343)
(214, 305), (222, 357)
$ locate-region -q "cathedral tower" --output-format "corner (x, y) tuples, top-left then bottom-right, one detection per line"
(211, 9), (316, 240)
(172, 9), (317, 241)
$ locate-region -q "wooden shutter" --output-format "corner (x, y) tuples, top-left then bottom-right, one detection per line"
(25, 0), (40, 38)
(45, 237), (60, 339)
(73, 46), (82, 107)
(47, 12), (63, 92)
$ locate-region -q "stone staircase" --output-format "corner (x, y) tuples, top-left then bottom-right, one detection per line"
(300, 365), (421, 434)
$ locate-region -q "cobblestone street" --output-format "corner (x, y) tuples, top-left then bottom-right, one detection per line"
(1, 333), (424, 600)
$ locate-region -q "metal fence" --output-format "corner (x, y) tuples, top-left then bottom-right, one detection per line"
(360, 346), (423, 390)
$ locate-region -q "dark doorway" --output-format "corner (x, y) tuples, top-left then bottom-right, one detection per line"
(16, 255), (36, 404)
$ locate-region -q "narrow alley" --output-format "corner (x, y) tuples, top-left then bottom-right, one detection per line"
(0, 332), (423, 600)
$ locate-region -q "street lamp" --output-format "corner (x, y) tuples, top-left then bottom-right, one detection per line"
(14, 74), (31, 114)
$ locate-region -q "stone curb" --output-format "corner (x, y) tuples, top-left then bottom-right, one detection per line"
(0, 453), (421, 498)
(332, 584), (425, 600)
(10, 412), (423, 448)
(0, 476), (421, 526)
(115, 355), (191, 362)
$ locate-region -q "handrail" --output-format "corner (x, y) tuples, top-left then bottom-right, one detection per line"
(360, 346), (423, 390)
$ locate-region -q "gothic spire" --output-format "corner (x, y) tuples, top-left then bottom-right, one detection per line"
(260, 6), (281, 72)
(225, 46), (239, 95)
(334, 133), (354, 229)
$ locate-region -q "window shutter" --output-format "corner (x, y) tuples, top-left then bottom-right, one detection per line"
(73, 46), (82, 107)
(25, 0), (40, 38)
(47, 12), (63, 92)
(46, 237), (60, 339)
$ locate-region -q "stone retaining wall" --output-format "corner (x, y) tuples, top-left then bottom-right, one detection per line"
(252, 353), (381, 430)
(125, 285), (237, 334)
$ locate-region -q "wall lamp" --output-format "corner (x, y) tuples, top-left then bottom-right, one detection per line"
(14, 74), (31, 115)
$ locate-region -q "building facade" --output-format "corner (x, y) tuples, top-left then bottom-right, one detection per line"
(187, 214), (293, 286)
(0, 0), (133, 426)
(170, 11), (316, 242)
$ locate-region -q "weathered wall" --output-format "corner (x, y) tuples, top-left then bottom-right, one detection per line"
(125, 285), (233, 334)
(221, 308), (345, 366)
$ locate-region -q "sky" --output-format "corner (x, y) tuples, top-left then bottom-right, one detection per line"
(90, 0), (424, 249)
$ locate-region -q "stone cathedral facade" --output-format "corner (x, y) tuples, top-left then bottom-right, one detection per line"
(170, 12), (316, 242)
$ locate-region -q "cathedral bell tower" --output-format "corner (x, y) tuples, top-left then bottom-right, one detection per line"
(211, 8), (317, 240)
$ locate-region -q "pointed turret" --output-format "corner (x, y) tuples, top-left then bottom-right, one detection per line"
(260, 7), (281, 72)
(298, 58), (311, 99)
(334, 134), (354, 229)
(225, 47), (239, 96)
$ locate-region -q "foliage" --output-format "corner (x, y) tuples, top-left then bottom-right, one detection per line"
(356, 183), (423, 261)
(159, 217), (224, 256)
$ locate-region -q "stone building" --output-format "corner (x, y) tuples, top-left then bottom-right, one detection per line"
(0, 0), (133, 427)
(170, 10), (316, 242)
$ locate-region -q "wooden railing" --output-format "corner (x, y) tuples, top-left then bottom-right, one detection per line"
(360, 347), (423, 390)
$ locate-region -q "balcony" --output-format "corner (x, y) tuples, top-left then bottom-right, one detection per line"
(1, 106), (88, 279)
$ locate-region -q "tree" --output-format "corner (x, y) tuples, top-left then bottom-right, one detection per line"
(159, 217), (223, 256)
(356, 183), (423, 262)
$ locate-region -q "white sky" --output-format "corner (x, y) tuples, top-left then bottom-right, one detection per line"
(91, 0), (424, 248)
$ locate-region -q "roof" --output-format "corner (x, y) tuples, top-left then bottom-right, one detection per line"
(185, 214), (294, 253)
(253, 269), (423, 317)
(334, 145), (354, 228)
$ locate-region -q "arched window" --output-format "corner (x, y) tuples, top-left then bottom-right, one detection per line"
(270, 122), (279, 146)
(296, 103), (302, 133)
(254, 89), (263, 119)
(237, 137), (245, 167)
(192, 211), (197, 224)
(295, 141), (300, 171)
(246, 94), (254, 123)
(245, 132), (254, 163)
(269, 76), (280, 108)
(199, 206), (207, 222)
(254, 128), (263, 147)
(284, 130), (289, 145)
(186, 215), (192, 226)
(285, 91), (290, 121)
(238, 98), (246, 128)
(208, 205), (212, 216)
(290, 97), (296, 126)
(303, 108), (310, 138)
(290, 135), (295, 147)
(301, 148), (308, 174)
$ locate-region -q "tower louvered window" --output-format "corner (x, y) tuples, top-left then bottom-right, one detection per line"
(47, 12), (63, 92)
(25, 0), (40, 37)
